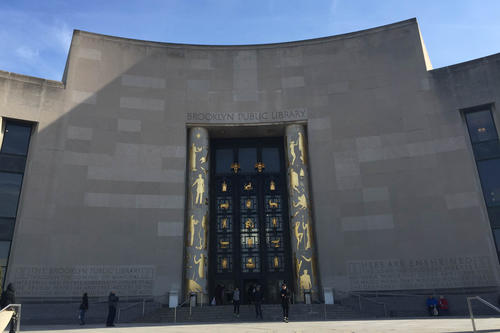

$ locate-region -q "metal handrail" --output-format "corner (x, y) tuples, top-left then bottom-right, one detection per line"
(336, 290), (388, 317)
(174, 297), (193, 323)
(467, 296), (500, 333)
(116, 299), (147, 323)
(1, 304), (21, 333)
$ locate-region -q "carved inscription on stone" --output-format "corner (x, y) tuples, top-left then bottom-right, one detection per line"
(186, 109), (307, 124)
(348, 256), (494, 290)
(13, 265), (155, 297)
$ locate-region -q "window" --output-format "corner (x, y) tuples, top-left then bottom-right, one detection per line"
(464, 108), (500, 261)
(1, 122), (32, 156)
(0, 173), (23, 218)
(0, 119), (33, 287)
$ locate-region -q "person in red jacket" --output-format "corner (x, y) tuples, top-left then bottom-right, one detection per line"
(438, 295), (449, 315)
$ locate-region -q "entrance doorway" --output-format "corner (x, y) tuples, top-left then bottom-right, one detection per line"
(209, 138), (293, 304)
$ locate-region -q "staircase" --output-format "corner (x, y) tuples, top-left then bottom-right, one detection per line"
(139, 304), (364, 323)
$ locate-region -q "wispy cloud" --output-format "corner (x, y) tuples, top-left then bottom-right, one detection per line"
(16, 46), (39, 60)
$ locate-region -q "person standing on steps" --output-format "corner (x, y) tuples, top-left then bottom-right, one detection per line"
(0, 283), (17, 333)
(106, 291), (119, 327)
(280, 283), (290, 323)
(79, 292), (89, 325)
(253, 285), (263, 319)
(233, 287), (240, 317)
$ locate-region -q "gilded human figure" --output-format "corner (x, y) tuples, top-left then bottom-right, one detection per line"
(193, 254), (206, 279)
(289, 140), (297, 165)
(270, 180), (276, 191)
(294, 194), (308, 210)
(245, 218), (254, 229)
(299, 269), (312, 290)
(190, 143), (203, 171)
(298, 131), (306, 165)
(302, 221), (311, 250)
(296, 258), (302, 279)
(221, 258), (228, 270)
(222, 181), (227, 192)
(246, 199), (252, 209)
(290, 169), (299, 193)
(196, 215), (207, 250)
(294, 221), (303, 250)
(192, 174), (205, 205)
(247, 237), (254, 248)
(188, 215), (199, 247)
(221, 218), (228, 229)
(273, 256), (279, 268)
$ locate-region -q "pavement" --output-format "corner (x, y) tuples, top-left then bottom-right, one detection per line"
(18, 318), (500, 332)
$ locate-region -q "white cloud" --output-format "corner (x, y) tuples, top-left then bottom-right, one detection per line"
(51, 21), (73, 53)
(16, 46), (40, 61)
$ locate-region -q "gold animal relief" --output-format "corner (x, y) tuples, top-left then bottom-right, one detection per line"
(220, 201), (229, 209)
(271, 239), (280, 248)
(269, 200), (278, 209)
(244, 182), (252, 191)
(220, 240), (230, 249)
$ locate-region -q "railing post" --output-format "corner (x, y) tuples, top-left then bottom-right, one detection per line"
(142, 299), (146, 316)
(117, 308), (121, 323)
(467, 297), (477, 333)
(358, 295), (362, 312)
(174, 306), (177, 323)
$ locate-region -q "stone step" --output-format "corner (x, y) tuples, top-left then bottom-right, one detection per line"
(139, 304), (364, 323)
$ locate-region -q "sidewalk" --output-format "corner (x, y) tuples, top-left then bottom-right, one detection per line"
(19, 318), (500, 332)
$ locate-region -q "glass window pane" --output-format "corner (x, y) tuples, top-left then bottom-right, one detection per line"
(238, 148), (256, 173)
(0, 218), (15, 241)
(465, 110), (498, 143)
(262, 147), (280, 173)
(473, 141), (500, 161)
(494, 229), (500, 251)
(215, 149), (233, 174)
(0, 172), (23, 217)
(1, 123), (32, 156)
(477, 159), (500, 207)
(0, 241), (11, 266)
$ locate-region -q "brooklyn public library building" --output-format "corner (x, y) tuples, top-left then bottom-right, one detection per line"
(0, 18), (499, 306)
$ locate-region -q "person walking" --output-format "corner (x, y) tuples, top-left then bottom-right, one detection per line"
(253, 285), (263, 319)
(280, 283), (290, 323)
(106, 291), (119, 327)
(233, 287), (240, 317)
(79, 292), (89, 325)
(0, 283), (17, 333)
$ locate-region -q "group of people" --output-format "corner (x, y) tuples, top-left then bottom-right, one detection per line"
(426, 295), (448, 316)
(229, 282), (290, 322)
(78, 291), (119, 327)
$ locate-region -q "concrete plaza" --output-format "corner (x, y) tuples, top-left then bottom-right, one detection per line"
(20, 318), (500, 332)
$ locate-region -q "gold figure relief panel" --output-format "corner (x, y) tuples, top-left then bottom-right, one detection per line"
(192, 174), (205, 206)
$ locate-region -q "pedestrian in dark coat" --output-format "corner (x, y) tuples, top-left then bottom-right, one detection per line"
(1, 283), (17, 333)
(280, 283), (290, 323)
(253, 285), (263, 319)
(106, 291), (119, 327)
(79, 292), (89, 325)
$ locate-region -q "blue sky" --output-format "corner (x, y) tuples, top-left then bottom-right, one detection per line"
(1, 0), (499, 81)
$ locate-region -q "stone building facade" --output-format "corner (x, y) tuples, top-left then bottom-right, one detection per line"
(0, 18), (499, 303)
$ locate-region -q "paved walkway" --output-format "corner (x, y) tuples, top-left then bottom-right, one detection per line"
(20, 318), (500, 332)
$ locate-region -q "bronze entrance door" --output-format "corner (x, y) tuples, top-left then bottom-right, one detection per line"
(209, 138), (293, 304)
